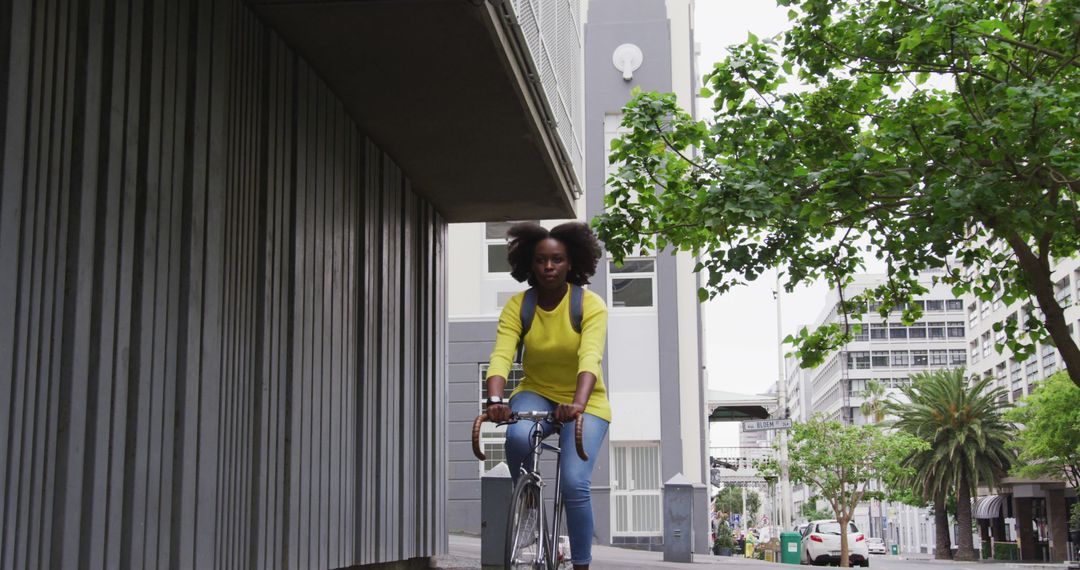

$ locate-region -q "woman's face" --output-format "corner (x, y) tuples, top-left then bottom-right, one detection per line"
(532, 238), (570, 290)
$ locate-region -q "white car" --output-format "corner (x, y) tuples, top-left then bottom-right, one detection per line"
(865, 537), (887, 555)
(801, 519), (870, 567)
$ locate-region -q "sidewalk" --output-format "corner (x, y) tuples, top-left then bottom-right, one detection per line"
(432, 534), (778, 569)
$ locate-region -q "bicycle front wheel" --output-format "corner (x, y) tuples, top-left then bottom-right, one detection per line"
(505, 476), (546, 570)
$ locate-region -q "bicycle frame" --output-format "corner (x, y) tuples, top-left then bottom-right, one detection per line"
(520, 417), (564, 569)
(471, 410), (586, 569)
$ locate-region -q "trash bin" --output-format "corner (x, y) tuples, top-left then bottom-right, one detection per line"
(780, 532), (802, 564)
(890, 544), (899, 556)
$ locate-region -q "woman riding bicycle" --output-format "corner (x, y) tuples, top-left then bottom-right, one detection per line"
(484, 221), (610, 570)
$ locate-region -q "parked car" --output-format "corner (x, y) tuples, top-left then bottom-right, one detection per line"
(865, 537), (887, 555)
(800, 519), (870, 567)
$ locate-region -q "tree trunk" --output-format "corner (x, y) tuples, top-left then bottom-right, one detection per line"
(839, 515), (850, 568)
(954, 469), (977, 561)
(934, 489), (952, 559)
(1005, 231), (1080, 389)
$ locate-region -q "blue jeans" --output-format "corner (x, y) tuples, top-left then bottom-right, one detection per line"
(505, 390), (609, 565)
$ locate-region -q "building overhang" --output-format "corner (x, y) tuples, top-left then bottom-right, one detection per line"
(707, 389), (776, 422)
(248, 0), (578, 222)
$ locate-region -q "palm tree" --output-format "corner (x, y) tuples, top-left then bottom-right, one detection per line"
(888, 368), (1013, 561)
(860, 379), (887, 424)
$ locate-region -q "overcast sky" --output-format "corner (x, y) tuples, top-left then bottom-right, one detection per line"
(693, 0), (831, 447)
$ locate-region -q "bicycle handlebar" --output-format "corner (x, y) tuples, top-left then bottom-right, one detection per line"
(471, 411), (588, 462)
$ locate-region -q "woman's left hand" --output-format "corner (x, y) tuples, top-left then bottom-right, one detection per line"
(554, 402), (585, 423)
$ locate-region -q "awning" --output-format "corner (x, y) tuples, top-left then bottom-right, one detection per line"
(707, 389), (776, 422)
(974, 495), (1006, 519)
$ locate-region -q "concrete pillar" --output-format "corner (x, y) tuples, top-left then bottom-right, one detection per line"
(1044, 488), (1069, 562)
(663, 474), (694, 563)
(481, 463), (512, 567)
(1014, 498), (1037, 561)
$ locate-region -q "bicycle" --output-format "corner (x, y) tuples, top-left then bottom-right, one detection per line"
(472, 410), (588, 570)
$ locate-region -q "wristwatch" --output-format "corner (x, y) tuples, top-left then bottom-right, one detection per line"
(486, 395), (507, 407)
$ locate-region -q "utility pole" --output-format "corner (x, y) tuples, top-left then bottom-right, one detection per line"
(774, 273), (793, 532)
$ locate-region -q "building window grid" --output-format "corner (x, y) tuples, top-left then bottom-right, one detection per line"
(608, 258), (656, 309)
(968, 304), (979, 327)
(908, 322), (927, 339)
(946, 299), (964, 311)
(948, 322), (966, 338)
(929, 349), (949, 366)
(928, 322), (946, 339)
(950, 349), (967, 366)
(477, 364), (525, 474)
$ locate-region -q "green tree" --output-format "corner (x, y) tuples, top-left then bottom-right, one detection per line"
(594, 0), (1080, 389)
(714, 485), (761, 521)
(888, 369), (1014, 561)
(800, 496), (833, 522)
(759, 417), (926, 567)
(1005, 372), (1080, 489)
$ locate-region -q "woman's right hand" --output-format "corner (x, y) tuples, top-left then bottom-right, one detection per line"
(487, 403), (512, 423)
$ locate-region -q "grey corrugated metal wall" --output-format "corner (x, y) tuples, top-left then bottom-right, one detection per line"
(0, 0), (448, 568)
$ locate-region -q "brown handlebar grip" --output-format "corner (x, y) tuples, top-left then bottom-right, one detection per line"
(472, 414), (489, 460)
(575, 414), (588, 461)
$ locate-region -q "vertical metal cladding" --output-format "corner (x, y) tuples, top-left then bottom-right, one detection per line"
(0, 0), (448, 568)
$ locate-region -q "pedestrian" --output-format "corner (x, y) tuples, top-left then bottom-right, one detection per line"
(484, 221), (610, 570)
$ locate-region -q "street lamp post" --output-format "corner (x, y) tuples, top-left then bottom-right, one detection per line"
(774, 272), (793, 532)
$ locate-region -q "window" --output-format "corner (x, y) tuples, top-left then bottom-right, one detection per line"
(928, 322), (945, 339)
(848, 351), (871, 370)
(908, 322), (927, 339)
(612, 444), (662, 535)
(848, 324), (869, 342)
(929, 349), (949, 366)
(925, 300), (944, 312)
(870, 323), (887, 340)
(889, 324), (908, 339)
(911, 350), (928, 367)
(949, 349), (967, 366)
(891, 351), (910, 367)
(477, 364), (525, 474)
(946, 299), (964, 311)
(982, 332), (992, 358)
(485, 221), (537, 274)
(609, 258), (655, 308)
(968, 303), (979, 326)
(872, 351), (890, 368)
(980, 301), (991, 318)
(947, 322), (966, 338)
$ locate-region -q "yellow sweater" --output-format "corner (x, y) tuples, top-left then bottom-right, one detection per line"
(486, 285), (611, 422)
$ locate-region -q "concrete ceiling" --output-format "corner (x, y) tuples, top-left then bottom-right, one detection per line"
(248, 0), (579, 222)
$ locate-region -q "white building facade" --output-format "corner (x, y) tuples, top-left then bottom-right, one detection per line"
(962, 256), (1080, 563)
(786, 273), (970, 555)
(445, 0), (711, 554)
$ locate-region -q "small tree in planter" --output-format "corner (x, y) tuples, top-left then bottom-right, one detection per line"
(714, 523), (735, 556)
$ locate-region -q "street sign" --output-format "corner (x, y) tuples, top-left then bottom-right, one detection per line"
(741, 419), (793, 432)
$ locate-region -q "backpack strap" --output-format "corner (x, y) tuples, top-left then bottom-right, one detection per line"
(516, 285), (585, 363)
(516, 287), (539, 364)
(569, 284), (584, 334)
